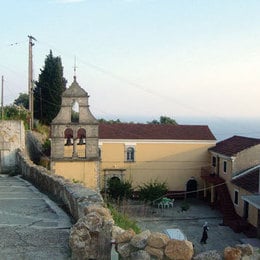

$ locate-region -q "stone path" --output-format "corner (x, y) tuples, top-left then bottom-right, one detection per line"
(0, 175), (72, 259)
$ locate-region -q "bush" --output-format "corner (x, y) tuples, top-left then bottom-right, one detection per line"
(107, 178), (133, 201)
(180, 200), (190, 212)
(42, 139), (51, 156)
(138, 179), (168, 204)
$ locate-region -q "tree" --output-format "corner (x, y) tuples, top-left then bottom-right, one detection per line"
(14, 93), (29, 109)
(34, 50), (67, 125)
(147, 116), (177, 125)
(138, 179), (168, 204)
(107, 177), (133, 201)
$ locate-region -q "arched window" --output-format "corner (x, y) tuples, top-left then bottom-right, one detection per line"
(126, 147), (135, 162)
(64, 128), (73, 146)
(71, 100), (79, 122)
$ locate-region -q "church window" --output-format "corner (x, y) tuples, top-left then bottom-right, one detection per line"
(126, 147), (135, 162)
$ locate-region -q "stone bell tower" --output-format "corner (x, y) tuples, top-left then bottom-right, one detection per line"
(50, 76), (99, 190)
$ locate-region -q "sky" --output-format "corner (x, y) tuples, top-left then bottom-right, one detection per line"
(1, 0), (260, 139)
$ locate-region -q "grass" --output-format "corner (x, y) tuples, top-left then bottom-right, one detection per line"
(107, 203), (141, 234)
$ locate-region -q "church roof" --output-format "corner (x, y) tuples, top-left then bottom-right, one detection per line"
(63, 76), (89, 97)
(98, 123), (216, 141)
(209, 135), (260, 157)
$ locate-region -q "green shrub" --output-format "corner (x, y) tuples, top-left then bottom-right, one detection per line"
(107, 203), (141, 234)
(138, 179), (168, 204)
(3, 105), (29, 129)
(180, 200), (190, 212)
(42, 139), (51, 156)
(107, 178), (133, 201)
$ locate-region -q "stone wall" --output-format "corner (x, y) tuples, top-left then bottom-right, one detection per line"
(0, 120), (25, 174)
(16, 149), (113, 259)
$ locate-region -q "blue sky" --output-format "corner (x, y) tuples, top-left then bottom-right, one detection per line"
(1, 0), (260, 127)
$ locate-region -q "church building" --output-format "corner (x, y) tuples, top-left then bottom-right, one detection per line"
(50, 77), (216, 193)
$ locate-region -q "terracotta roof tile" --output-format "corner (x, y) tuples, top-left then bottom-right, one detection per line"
(209, 135), (260, 157)
(232, 166), (260, 193)
(98, 123), (216, 140)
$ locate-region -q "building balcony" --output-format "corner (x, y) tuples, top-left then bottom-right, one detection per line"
(201, 166), (224, 185)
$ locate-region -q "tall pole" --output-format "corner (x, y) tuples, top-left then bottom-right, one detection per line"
(1, 76), (3, 120)
(28, 35), (36, 130)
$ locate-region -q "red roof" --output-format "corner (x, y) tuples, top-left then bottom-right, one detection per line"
(98, 123), (216, 140)
(232, 166), (260, 193)
(209, 135), (260, 157)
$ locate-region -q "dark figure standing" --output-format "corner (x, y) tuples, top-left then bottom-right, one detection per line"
(200, 222), (209, 244)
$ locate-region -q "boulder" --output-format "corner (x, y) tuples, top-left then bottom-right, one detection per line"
(130, 250), (151, 260)
(115, 228), (136, 243)
(84, 204), (113, 222)
(235, 244), (254, 256)
(69, 218), (98, 259)
(224, 246), (242, 260)
(130, 230), (151, 249)
(165, 239), (194, 260)
(145, 245), (164, 259)
(111, 225), (125, 240)
(117, 242), (136, 258)
(193, 250), (222, 260)
(83, 212), (103, 232)
(147, 232), (170, 248)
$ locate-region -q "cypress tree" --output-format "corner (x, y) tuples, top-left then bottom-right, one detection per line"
(34, 50), (67, 125)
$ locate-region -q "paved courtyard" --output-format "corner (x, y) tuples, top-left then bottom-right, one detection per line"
(121, 198), (260, 257)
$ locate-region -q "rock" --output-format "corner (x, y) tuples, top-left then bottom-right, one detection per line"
(130, 250), (151, 260)
(117, 242), (136, 258)
(165, 239), (194, 260)
(111, 225), (125, 240)
(235, 244), (254, 256)
(84, 205), (112, 221)
(116, 228), (136, 243)
(147, 232), (170, 249)
(130, 230), (151, 249)
(224, 246), (242, 260)
(69, 217), (98, 259)
(84, 212), (103, 232)
(145, 245), (164, 259)
(193, 250), (222, 260)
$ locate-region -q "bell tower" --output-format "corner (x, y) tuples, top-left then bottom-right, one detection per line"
(50, 76), (99, 190)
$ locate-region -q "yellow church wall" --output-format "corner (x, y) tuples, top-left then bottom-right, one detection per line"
(100, 141), (214, 191)
(52, 161), (99, 190)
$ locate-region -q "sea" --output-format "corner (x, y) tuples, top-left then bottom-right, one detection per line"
(177, 116), (260, 141)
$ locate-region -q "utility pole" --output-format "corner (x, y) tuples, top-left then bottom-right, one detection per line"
(1, 76), (3, 120)
(28, 35), (36, 130)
